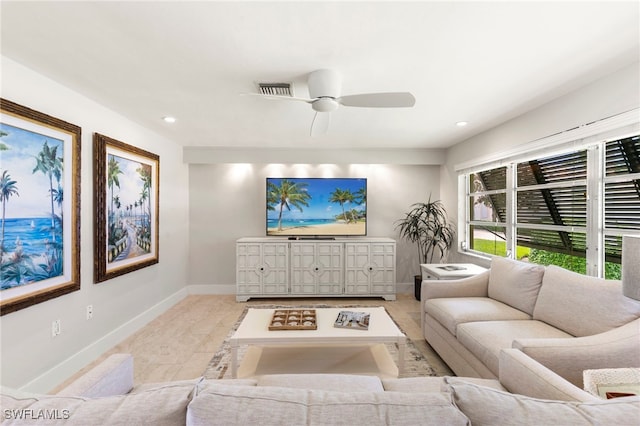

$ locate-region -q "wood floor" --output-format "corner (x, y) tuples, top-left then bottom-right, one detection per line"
(53, 294), (452, 392)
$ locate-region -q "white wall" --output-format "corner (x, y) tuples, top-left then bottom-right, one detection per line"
(4, 53), (636, 392)
(0, 57), (190, 392)
(442, 62), (640, 267)
(188, 163), (441, 290)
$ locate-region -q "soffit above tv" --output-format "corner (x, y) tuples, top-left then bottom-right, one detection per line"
(182, 147), (446, 165)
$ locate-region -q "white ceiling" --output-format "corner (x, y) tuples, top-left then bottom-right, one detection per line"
(1, 1), (638, 150)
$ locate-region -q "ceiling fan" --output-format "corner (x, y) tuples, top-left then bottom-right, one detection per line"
(246, 69), (416, 136)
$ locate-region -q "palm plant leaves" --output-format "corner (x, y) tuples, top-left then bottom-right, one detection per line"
(396, 196), (456, 270)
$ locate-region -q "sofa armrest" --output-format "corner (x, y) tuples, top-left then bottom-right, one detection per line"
(512, 319), (640, 388)
(55, 354), (134, 398)
(421, 270), (490, 301)
(499, 349), (599, 402)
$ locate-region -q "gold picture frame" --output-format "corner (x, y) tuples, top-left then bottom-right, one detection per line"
(93, 133), (159, 283)
(0, 99), (81, 315)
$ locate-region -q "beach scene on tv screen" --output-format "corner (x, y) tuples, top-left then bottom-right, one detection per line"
(267, 178), (366, 236)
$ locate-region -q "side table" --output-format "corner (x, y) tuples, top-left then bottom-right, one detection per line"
(583, 368), (640, 399)
(416, 263), (488, 300)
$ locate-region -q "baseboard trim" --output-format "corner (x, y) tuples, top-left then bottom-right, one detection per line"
(187, 284), (236, 294)
(22, 288), (188, 393)
(187, 283), (412, 295)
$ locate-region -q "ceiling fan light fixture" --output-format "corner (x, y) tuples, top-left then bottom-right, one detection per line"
(312, 97), (339, 112)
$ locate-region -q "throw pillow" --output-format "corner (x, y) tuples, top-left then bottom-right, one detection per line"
(488, 257), (545, 315)
(1, 381), (197, 425)
(444, 377), (640, 426)
(188, 383), (470, 425)
(533, 265), (640, 337)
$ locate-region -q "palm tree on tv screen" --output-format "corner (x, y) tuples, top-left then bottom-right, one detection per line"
(268, 179), (311, 231)
(354, 187), (366, 206)
(329, 188), (355, 222)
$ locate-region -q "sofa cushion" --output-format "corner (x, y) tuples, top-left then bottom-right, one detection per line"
(55, 353), (134, 398)
(381, 376), (505, 392)
(512, 318), (640, 388)
(425, 297), (531, 336)
(382, 377), (445, 392)
(456, 320), (572, 376)
(1, 381), (197, 425)
(131, 378), (205, 393)
(533, 265), (640, 337)
(257, 374), (384, 392)
(187, 383), (470, 426)
(498, 349), (601, 402)
(488, 257), (545, 315)
(443, 377), (640, 426)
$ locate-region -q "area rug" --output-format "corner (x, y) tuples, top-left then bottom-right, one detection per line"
(203, 304), (439, 379)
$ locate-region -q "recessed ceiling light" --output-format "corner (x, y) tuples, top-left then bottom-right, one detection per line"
(456, 121), (468, 127)
(162, 116), (176, 123)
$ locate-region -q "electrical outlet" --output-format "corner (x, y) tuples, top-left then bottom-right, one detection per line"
(51, 319), (61, 337)
(86, 305), (93, 320)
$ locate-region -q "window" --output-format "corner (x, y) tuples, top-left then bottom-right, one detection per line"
(603, 137), (640, 277)
(468, 167), (507, 257)
(516, 149), (588, 273)
(460, 132), (640, 278)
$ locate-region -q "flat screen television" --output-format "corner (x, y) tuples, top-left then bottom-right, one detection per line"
(266, 177), (367, 237)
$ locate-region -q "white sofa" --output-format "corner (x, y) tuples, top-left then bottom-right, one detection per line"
(2, 353), (639, 425)
(421, 257), (640, 389)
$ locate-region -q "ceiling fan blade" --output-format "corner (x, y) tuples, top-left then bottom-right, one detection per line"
(310, 111), (331, 137)
(241, 93), (314, 104)
(338, 92), (416, 108)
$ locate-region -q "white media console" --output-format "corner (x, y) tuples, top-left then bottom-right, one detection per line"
(236, 237), (396, 302)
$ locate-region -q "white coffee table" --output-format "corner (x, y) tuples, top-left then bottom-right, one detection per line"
(229, 307), (406, 378)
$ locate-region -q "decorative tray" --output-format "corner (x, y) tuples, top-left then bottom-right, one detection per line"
(268, 309), (317, 330)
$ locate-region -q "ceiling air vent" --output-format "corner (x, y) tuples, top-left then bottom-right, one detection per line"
(257, 82), (293, 97)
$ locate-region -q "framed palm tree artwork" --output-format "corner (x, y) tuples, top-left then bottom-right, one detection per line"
(93, 133), (159, 283)
(0, 99), (81, 315)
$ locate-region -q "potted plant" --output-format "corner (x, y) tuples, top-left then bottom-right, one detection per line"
(396, 195), (456, 300)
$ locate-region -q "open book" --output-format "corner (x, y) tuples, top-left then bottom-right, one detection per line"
(334, 311), (370, 330)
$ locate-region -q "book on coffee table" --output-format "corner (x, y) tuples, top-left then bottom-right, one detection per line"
(334, 311), (370, 330)
(437, 265), (466, 271)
